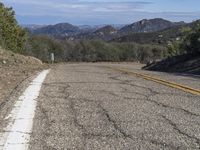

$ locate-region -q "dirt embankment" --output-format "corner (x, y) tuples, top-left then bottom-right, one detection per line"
(143, 53), (200, 75)
(0, 48), (46, 104)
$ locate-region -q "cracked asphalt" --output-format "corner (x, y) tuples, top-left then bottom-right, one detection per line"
(29, 63), (200, 150)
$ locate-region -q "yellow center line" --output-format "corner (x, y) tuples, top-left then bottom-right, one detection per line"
(106, 66), (200, 96)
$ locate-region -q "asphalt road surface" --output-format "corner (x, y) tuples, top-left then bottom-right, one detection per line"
(2, 63), (200, 150)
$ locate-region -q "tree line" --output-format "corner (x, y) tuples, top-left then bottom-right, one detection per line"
(24, 35), (167, 63)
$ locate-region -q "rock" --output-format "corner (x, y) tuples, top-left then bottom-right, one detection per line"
(2, 60), (6, 64)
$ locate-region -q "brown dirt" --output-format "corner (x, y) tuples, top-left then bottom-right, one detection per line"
(0, 48), (47, 105)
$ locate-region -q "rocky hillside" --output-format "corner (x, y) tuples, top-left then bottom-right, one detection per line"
(119, 18), (185, 33)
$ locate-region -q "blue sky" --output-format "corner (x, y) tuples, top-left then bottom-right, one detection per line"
(2, 0), (200, 25)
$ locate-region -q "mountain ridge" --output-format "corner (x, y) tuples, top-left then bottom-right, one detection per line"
(32, 23), (80, 36)
(119, 18), (185, 33)
(24, 18), (189, 41)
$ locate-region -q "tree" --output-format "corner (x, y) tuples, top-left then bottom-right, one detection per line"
(25, 35), (65, 62)
(167, 41), (181, 56)
(180, 20), (200, 54)
(0, 2), (27, 52)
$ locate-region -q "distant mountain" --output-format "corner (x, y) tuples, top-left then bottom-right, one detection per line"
(111, 24), (126, 30)
(78, 25), (92, 30)
(21, 24), (47, 30)
(25, 18), (188, 41)
(32, 23), (80, 36)
(112, 21), (195, 45)
(71, 25), (118, 41)
(92, 24), (124, 30)
(71, 19), (187, 41)
(78, 24), (121, 35)
(119, 18), (185, 33)
(94, 25), (117, 35)
(112, 25), (185, 44)
(77, 25), (98, 34)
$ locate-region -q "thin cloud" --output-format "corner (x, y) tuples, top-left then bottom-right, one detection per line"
(3, 0), (153, 11)
(2, 0), (200, 24)
(3, 0), (154, 15)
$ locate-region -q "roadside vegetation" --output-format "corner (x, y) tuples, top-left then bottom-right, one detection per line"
(25, 36), (167, 63)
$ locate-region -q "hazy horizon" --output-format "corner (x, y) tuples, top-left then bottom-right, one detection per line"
(2, 0), (200, 25)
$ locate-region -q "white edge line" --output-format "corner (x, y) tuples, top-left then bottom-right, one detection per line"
(0, 69), (50, 150)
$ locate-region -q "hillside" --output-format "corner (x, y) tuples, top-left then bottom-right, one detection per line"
(112, 23), (192, 45)
(144, 53), (200, 75)
(0, 48), (45, 105)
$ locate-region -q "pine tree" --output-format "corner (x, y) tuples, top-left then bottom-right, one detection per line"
(0, 2), (27, 52)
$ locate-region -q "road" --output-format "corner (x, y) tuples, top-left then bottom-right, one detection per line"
(1, 63), (200, 150)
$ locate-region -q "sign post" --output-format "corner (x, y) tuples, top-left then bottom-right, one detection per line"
(50, 53), (55, 64)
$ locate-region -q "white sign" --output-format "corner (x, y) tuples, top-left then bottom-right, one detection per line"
(50, 53), (55, 63)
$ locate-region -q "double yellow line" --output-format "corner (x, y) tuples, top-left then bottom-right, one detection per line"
(106, 66), (200, 96)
